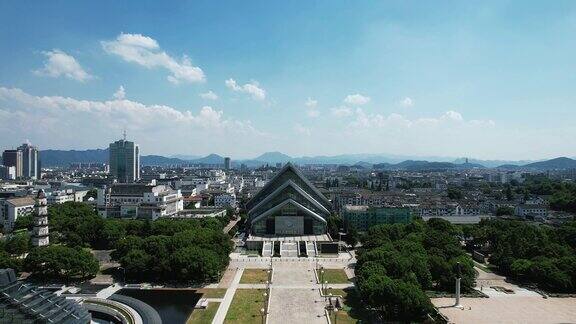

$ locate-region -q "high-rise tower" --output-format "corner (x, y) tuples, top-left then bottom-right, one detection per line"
(32, 189), (49, 247)
(2, 150), (23, 178)
(18, 143), (40, 179)
(109, 138), (140, 183)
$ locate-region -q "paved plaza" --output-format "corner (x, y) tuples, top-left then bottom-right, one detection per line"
(433, 296), (576, 324)
(268, 287), (327, 324)
(211, 254), (355, 324)
(433, 266), (576, 324)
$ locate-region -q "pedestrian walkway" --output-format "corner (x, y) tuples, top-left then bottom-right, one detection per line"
(266, 262), (328, 324)
(212, 268), (243, 324)
(96, 283), (123, 299)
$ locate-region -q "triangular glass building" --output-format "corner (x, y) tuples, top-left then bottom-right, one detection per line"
(246, 163), (332, 236)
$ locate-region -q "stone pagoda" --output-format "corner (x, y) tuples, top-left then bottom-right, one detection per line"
(32, 189), (49, 247)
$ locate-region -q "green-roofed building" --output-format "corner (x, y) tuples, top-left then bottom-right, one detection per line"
(342, 205), (412, 232)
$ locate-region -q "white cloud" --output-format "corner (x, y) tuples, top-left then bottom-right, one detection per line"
(200, 90), (218, 100)
(442, 110), (463, 122)
(400, 97), (414, 108)
(348, 108), (492, 130)
(304, 97), (319, 117)
(225, 78), (266, 101)
(331, 106), (353, 118)
(305, 98), (318, 108)
(0, 86), (264, 155)
(344, 94), (370, 106)
(293, 123), (311, 136)
(113, 86), (126, 100)
(307, 109), (320, 118)
(102, 33), (205, 84)
(34, 49), (93, 82)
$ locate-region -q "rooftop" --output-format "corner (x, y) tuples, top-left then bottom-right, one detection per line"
(6, 196), (35, 207)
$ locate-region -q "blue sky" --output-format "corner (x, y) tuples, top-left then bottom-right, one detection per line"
(1, 1), (575, 160)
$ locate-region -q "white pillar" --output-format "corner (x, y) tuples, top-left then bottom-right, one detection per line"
(455, 277), (462, 308)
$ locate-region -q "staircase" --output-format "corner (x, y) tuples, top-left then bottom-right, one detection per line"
(262, 241), (273, 257)
(306, 242), (317, 257)
(280, 242), (298, 257)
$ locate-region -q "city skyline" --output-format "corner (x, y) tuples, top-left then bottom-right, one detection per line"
(1, 1), (576, 160)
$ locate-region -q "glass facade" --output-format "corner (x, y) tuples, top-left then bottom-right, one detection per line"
(247, 163), (331, 236)
(343, 207), (412, 232)
(109, 139), (140, 183)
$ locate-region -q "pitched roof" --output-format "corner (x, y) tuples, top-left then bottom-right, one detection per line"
(246, 162), (331, 211)
(248, 179), (330, 218)
(6, 196), (35, 207)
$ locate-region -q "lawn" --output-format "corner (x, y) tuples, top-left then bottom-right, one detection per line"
(187, 302), (220, 324)
(325, 287), (371, 323)
(224, 289), (267, 324)
(330, 310), (358, 324)
(240, 269), (270, 284)
(319, 269), (350, 284)
(197, 288), (227, 298)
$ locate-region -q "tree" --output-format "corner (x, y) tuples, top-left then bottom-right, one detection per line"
(5, 233), (30, 255)
(171, 246), (222, 282)
(447, 188), (463, 200)
(0, 251), (22, 271)
(345, 226), (359, 247)
(358, 273), (432, 321)
(505, 185), (514, 201)
(120, 249), (151, 279)
(496, 206), (514, 216)
(510, 259), (532, 279)
(84, 189), (98, 201)
(13, 215), (33, 231)
(100, 221), (127, 249)
(24, 246), (98, 280)
(111, 235), (144, 260)
(326, 215), (342, 238)
(48, 202), (105, 247)
(474, 219), (576, 293)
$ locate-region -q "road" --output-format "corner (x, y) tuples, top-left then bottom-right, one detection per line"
(223, 219), (240, 234)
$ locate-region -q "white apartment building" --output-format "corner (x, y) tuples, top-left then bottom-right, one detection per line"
(214, 192), (237, 208)
(46, 189), (89, 205)
(1, 196), (35, 232)
(515, 204), (549, 219)
(417, 203), (481, 217)
(97, 183), (183, 220)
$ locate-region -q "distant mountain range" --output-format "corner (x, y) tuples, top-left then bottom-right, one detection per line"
(33, 149), (576, 171)
(39, 149), (222, 167)
(522, 157), (576, 170)
(373, 160), (485, 171)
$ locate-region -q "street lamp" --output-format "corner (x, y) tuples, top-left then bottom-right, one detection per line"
(118, 266), (126, 283)
(324, 281), (328, 296)
(326, 302), (334, 323)
(260, 307), (266, 324)
(334, 307), (339, 324)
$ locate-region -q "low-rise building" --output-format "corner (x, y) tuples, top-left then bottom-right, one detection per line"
(515, 204), (549, 220)
(342, 205), (412, 231)
(0, 196), (35, 232)
(46, 189), (86, 204)
(97, 183), (183, 220)
(176, 207), (227, 219)
(214, 192), (237, 208)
